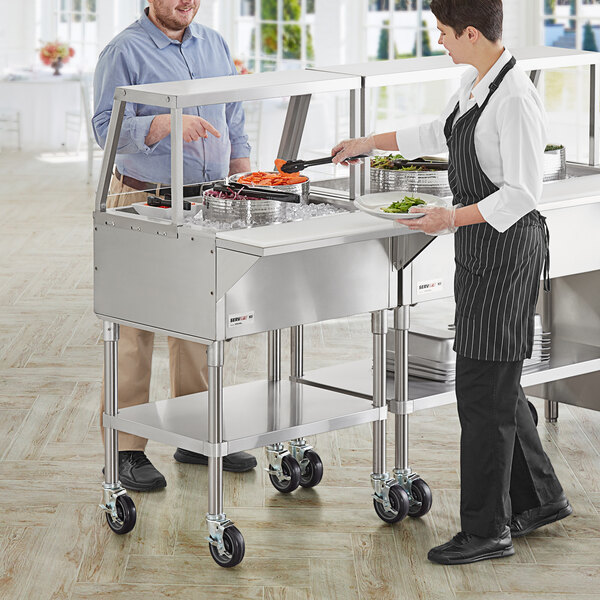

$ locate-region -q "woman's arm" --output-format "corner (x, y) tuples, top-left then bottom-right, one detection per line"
(397, 203), (485, 235)
(372, 131), (400, 151)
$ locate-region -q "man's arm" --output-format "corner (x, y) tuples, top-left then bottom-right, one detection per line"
(229, 157), (251, 176)
(92, 45), (156, 154)
(145, 114), (221, 146)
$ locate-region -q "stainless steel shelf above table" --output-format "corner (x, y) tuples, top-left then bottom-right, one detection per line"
(313, 46), (600, 88)
(298, 338), (600, 415)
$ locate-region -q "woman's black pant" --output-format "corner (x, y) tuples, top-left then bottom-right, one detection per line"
(456, 355), (564, 538)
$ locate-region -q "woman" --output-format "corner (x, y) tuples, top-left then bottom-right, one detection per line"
(332, 0), (571, 565)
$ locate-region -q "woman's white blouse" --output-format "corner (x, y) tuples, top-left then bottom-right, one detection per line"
(395, 48), (548, 233)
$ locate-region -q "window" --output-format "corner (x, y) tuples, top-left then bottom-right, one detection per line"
(364, 1), (448, 135)
(366, 0), (445, 61)
(235, 0), (316, 72)
(54, 0), (98, 70)
(543, 0), (600, 52)
(540, 0), (600, 164)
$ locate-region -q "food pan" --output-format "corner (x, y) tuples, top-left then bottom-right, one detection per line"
(370, 156), (451, 197)
(543, 145), (567, 181)
(228, 172), (309, 203)
(387, 315), (548, 366)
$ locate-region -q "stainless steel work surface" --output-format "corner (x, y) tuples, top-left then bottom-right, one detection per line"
(218, 238), (394, 337)
(300, 338), (600, 414)
(313, 46), (600, 88)
(540, 172), (600, 208)
(94, 218), (217, 340)
(213, 211), (416, 256)
(115, 70), (361, 109)
(105, 380), (385, 456)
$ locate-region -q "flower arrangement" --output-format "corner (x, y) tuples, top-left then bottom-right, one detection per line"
(234, 58), (251, 75)
(39, 41), (75, 75)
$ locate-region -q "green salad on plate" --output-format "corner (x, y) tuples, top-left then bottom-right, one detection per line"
(381, 196), (426, 214)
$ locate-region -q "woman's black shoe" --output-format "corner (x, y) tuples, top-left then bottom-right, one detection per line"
(173, 448), (257, 472)
(103, 451), (167, 492)
(427, 526), (514, 565)
(510, 493), (572, 538)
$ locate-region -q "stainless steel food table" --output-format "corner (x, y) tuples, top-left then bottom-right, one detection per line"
(94, 69), (434, 567)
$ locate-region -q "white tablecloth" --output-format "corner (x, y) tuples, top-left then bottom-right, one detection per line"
(0, 72), (82, 151)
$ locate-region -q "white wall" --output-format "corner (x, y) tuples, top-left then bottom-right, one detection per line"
(198, 0), (221, 32)
(313, 1), (347, 66)
(0, 1), (38, 71)
(503, 0), (540, 49)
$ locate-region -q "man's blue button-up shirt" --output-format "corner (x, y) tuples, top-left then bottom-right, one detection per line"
(93, 10), (251, 185)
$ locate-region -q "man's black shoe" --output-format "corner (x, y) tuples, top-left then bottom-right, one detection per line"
(103, 451), (167, 492)
(173, 448), (257, 472)
(427, 526), (514, 565)
(510, 493), (573, 538)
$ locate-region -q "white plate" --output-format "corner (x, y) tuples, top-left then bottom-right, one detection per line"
(354, 191), (443, 221)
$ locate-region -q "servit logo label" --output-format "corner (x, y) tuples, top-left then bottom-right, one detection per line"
(416, 279), (443, 295)
(228, 311), (255, 328)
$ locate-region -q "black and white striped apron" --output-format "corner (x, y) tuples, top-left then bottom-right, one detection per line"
(444, 57), (550, 362)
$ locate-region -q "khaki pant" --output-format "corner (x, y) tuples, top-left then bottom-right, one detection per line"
(100, 176), (209, 451)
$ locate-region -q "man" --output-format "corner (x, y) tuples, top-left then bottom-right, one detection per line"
(332, 0), (570, 564)
(93, 0), (257, 492)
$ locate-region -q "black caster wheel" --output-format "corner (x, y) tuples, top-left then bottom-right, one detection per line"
(527, 399), (539, 426)
(408, 478), (433, 518)
(209, 525), (245, 568)
(373, 484), (410, 524)
(269, 454), (301, 493)
(106, 494), (136, 535)
(299, 450), (324, 488)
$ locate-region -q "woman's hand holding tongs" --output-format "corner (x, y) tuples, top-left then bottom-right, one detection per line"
(331, 135), (376, 165)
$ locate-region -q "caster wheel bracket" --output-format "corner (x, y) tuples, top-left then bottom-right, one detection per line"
(265, 445), (291, 484)
(371, 474), (397, 515)
(289, 439), (312, 474)
(393, 468), (419, 503)
(206, 517), (234, 560)
(99, 485), (127, 522)
(265, 468), (291, 482)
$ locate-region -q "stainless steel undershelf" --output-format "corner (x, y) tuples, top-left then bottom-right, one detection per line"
(104, 380), (386, 456)
(299, 338), (600, 414)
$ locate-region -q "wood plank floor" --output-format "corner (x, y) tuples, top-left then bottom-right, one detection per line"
(0, 152), (599, 599)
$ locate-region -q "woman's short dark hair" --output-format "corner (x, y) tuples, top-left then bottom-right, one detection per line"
(430, 0), (503, 42)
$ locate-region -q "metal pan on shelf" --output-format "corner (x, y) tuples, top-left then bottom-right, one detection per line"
(370, 155), (452, 197)
(202, 182), (300, 227)
(228, 171), (310, 203)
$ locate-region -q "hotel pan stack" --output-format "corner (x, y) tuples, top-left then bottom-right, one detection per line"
(386, 315), (551, 383)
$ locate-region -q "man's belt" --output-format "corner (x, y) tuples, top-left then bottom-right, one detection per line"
(114, 167), (159, 192)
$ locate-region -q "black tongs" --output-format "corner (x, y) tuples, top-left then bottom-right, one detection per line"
(212, 182), (301, 204)
(391, 157), (448, 170)
(280, 154), (368, 173)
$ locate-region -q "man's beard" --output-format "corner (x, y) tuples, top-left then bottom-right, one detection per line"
(153, 3), (198, 31)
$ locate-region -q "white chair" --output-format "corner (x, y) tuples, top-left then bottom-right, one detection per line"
(0, 109), (22, 151)
(65, 73), (101, 183)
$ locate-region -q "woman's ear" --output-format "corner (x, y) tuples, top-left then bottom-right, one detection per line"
(466, 26), (479, 43)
